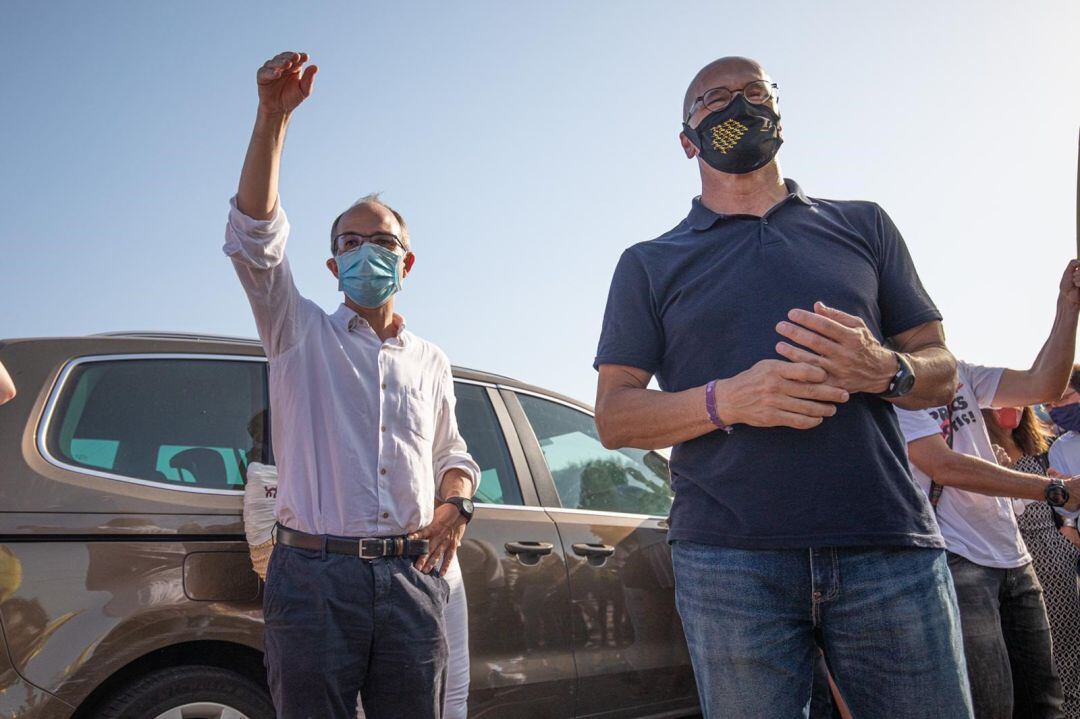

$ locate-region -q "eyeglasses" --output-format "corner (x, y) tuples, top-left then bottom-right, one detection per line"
(684, 80), (778, 123)
(334, 232), (407, 255)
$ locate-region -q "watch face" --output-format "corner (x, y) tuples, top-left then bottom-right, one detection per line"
(896, 373), (916, 396)
(1047, 483), (1069, 507)
(461, 498), (475, 515)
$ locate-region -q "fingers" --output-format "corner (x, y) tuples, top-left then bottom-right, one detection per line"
(771, 410), (825, 430)
(775, 396), (838, 418)
(1069, 259), (1080, 288)
(776, 319), (843, 356)
(258, 51), (311, 84)
(423, 540), (447, 572)
(779, 378), (849, 404)
(776, 341), (825, 368)
(785, 308), (852, 343)
(774, 360), (828, 384)
(299, 64), (318, 97)
(440, 544), (457, 576)
(813, 301), (865, 329)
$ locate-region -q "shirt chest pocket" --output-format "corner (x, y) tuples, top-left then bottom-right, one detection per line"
(398, 386), (435, 441)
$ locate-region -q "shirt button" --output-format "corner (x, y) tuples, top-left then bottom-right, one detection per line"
(381, 383), (387, 390)
(380, 468), (387, 475)
(382, 512), (389, 519)
(381, 425), (387, 432)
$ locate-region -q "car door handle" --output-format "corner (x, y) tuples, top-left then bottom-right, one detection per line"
(504, 541), (554, 557)
(572, 543), (616, 558)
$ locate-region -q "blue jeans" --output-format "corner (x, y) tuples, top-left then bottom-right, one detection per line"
(672, 542), (973, 719)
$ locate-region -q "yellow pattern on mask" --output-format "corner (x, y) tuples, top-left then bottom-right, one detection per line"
(710, 119), (749, 154)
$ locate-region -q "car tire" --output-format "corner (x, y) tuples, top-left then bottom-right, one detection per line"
(95, 665), (274, 719)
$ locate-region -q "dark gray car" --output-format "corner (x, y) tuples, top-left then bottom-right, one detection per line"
(0, 333), (697, 718)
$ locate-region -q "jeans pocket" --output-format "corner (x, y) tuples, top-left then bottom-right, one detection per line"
(410, 562), (450, 604)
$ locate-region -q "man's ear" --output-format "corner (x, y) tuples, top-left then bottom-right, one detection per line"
(326, 257), (339, 279)
(403, 252), (416, 276)
(679, 130), (698, 160)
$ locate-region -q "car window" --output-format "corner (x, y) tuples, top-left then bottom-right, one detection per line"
(46, 358), (269, 491)
(453, 382), (522, 506)
(516, 393), (672, 516)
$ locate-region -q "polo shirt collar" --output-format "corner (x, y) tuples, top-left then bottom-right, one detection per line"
(686, 178), (815, 231)
(332, 304), (410, 346)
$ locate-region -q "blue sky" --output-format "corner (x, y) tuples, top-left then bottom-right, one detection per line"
(2, 1), (1078, 404)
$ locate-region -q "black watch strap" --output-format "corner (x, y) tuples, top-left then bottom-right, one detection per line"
(880, 352), (916, 399)
(445, 496), (474, 523)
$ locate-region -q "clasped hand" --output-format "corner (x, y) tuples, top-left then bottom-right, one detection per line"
(775, 301), (896, 395)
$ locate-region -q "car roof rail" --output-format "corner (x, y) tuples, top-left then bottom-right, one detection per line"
(93, 331), (263, 346)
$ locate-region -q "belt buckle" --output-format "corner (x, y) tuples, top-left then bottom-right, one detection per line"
(358, 538), (384, 560)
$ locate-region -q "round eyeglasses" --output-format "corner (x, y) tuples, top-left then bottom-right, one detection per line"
(685, 80), (778, 123)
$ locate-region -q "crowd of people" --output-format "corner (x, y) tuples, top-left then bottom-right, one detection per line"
(4, 48), (1078, 719)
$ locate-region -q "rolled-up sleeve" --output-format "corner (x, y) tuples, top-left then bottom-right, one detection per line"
(431, 359), (481, 495)
(223, 196), (310, 358)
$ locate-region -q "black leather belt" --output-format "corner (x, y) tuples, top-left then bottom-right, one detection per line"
(275, 524), (429, 560)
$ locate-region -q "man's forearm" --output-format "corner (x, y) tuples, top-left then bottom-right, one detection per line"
(437, 468), (475, 501)
(889, 345), (956, 410)
(1026, 297), (1080, 400)
(595, 384), (714, 451)
(237, 110), (290, 220)
(931, 451), (1050, 501)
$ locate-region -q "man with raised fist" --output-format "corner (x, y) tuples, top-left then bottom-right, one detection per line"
(224, 51), (479, 719)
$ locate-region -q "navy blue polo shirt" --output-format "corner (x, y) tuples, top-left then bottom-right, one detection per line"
(595, 180), (945, 550)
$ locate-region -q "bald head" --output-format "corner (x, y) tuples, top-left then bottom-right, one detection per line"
(683, 56), (769, 120)
(329, 193), (410, 256)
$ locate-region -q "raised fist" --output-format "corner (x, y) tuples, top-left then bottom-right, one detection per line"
(256, 51), (317, 116)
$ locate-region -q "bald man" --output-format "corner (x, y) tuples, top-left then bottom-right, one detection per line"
(594, 57), (973, 717)
(225, 51), (479, 719)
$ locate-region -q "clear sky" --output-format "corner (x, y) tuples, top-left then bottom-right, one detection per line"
(2, 1), (1078, 404)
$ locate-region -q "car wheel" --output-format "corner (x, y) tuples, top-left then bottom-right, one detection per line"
(95, 665), (274, 719)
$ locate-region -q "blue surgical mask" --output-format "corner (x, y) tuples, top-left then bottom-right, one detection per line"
(336, 244), (403, 309)
(1049, 404), (1080, 433)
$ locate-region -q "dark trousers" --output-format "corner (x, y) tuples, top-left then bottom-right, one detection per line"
(948, 552), (1064, 719)
(263, 543), (450, 719)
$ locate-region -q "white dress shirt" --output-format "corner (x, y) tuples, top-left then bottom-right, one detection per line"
(224, 197), (479, 537)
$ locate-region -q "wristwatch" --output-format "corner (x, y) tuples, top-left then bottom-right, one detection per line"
(444, 496), (475, 524)
(879, 352), (916, 399)
(1045, 479), (1070, 508)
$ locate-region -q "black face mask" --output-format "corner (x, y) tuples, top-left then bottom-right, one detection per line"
(682, 95), (783, 175)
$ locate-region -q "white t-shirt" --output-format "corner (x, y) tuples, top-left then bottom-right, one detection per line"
(895, 361), (1031, 569)
(1049, 431), (1080, 476)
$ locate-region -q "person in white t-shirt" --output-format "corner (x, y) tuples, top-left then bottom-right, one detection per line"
(894, 259), (1080, 719)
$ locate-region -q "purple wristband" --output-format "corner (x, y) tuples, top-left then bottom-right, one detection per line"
(705, 380), (733, 433)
